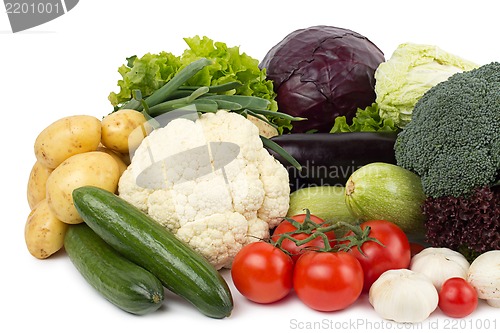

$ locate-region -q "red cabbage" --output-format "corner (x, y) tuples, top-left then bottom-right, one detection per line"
(260, 25), (384, 133)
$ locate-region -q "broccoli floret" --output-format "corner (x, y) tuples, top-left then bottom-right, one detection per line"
(394, 62), (500, 198)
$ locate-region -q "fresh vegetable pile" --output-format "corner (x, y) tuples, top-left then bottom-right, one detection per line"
(24, 27), (499, 323)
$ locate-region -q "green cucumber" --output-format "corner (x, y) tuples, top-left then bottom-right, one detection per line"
(72, 186), (233, 319)
(64, 223), (164, 315)
(344, 162), (426, 236)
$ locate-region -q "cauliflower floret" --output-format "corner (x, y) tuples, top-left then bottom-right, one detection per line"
(176, 212), (249, 270)
(118, 110), (290, 269)
(257, 152), (291, 228)
(118, 168), (153, 212)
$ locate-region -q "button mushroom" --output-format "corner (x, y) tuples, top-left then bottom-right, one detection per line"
(467, 250), (500, 307)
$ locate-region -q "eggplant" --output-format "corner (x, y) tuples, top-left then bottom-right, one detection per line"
(268, 132), (398, 192)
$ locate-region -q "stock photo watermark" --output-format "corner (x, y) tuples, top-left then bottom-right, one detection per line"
(3, 0), (79, 32)
(289, 317), (498, 331)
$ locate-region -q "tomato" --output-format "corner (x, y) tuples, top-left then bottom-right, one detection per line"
(410, 242), (425, 257)
(271, 213), (335, 262)
(343, 220), (411, 293)
(231, 242), (293, 304)
(293, 251), (363, 311)
(438, 277), (478, 318)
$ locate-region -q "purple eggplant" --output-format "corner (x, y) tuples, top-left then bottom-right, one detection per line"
(268, 132), (397, 191)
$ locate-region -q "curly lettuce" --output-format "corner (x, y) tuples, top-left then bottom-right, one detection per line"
(330, 103), (398, 133)
(108, 52), (182, 107)
(108, 36), (287, 130)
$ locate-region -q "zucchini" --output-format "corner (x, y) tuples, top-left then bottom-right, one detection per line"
(287, 185), (360, 237)
(72, 186), (233, 319)
(344, 162), (426, 236)
(268, 132), (397, 191)
(64, 223), (164, 315)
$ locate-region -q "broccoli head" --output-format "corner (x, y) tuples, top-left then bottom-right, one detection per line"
(394, 62), (500, 198)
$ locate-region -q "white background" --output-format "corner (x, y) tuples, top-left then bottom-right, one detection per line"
(1, 1), (499, 332)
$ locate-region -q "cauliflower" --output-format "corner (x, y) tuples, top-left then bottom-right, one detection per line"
(118, 110), (290, 269)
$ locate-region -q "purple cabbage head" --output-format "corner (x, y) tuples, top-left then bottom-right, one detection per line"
(260, 25), (385, 133)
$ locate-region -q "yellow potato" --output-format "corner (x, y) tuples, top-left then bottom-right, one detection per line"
(25, 199), (68, 259)
(46, 151), (120, 224)
(34, 115), (102, 169)
(101, 109), (148, 154)
(27, 161), (53, 209)
(96, 146), (128, 176)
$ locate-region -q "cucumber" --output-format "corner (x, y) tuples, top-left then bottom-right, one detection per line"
(344, 162), (426, 236)
(64, 223), (164, 315)
(72, 186), (233, 319)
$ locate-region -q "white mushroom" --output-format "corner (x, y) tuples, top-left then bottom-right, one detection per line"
(467, 250), (500, 307)
(369, 269), (438, 323)
(410, 247), (470, 291)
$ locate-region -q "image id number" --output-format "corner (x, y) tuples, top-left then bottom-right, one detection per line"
(5, 2), (62, 14)
(443, 318), (497, 330)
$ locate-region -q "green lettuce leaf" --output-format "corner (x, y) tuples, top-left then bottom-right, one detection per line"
(181, 36), (279, 111)
(108, 52), (181, 107)
(108, 36), (287, 130)
(330, 103), (399, 133)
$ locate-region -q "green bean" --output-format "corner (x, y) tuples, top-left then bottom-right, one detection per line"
(200, 95), (270, 110)
(260, 136), (302, 171)
(212, 100), (243, 110)
(148, 87), (210, 116)
(121, 58), (212, 111)
(148, 99), (219, 117)
(178, 81), (243, 93)
(244, 109), (306, 122)
(159, 89), (204, 100)
(244, 109), (278, 129)
(186, 86), (210, 103)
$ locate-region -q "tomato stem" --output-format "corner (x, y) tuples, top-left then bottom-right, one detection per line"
(273, 209), (385, 255)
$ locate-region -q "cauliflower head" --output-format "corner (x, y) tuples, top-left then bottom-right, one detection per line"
(118, 110), (290, 269)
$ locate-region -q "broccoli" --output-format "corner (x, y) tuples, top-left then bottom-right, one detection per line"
(394, 62), (500, 198)
(395, 62), (500, 260)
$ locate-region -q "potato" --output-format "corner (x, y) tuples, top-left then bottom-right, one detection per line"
(96, 146), (128, 176)
(27, 161), (53, 209)
(46, 151), (120, 224)
(34, 115), (101, 169)
(101, 109), (148, 154)
(25, 199), (68, 259)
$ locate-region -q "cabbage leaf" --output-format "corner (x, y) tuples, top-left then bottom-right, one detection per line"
(374, 43), (478, 128)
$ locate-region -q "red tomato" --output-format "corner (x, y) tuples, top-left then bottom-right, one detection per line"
(343, 220), (411, 293)
(271, 214), (335, 262)
(410, 242), (425, 257)
(231, 242), (293, 304)
(439, 277), (478, 318)
(293, 251), (364, 311)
